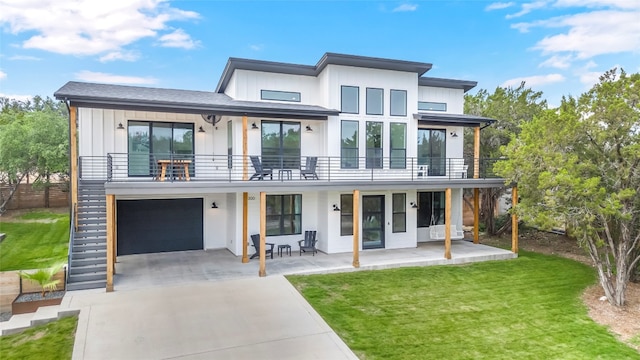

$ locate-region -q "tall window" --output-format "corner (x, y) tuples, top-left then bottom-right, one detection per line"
(128, 121), (194, 176)
(390, 90), (407, 116)
(261, 121), (301, 169)
(266, 194), (302, 236)
(390, 123), (406, 169)
(392, 193), (406, 233)
(227, 120), (233, 169)
(366, 88), (383, 115)
(417, 191), (445, 227)
(341, 86), (359, 114)
(366, 121), (383, 169)
(417, 129), (446, 176)
(341, 120), (359, 169)
(340, 194), (353, 236)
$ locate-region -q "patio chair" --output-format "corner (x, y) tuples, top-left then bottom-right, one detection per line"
(300, 156), (319, 180)
(249, 156), (273, 180)
(298, 230), (318, 256)
(250, 234), (274, 259)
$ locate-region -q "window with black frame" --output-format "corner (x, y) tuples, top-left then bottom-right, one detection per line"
(341, 86), (359, 114)
(340, 194), (353, 236)
(417, 191), (445, 227)
(266, 194), (302, 236)
(261, 121), (301, 170)
(127, 121), (194, 177)
(390, 123), (406, 169)
(227, 120), (233, 169)
(417, 128), (446, 176)
(341, 120), (359, 169)
(366, 121), (383, 169)
(392, 193), (406, 233)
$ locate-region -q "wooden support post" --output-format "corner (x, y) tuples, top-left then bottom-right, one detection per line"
(106, 194), (115, 292)
(242, 192), (249, 263)
(69, 106), (78, 232)
(242, 115), (248, 181)
(511, 186), (519, 253)
(473, 188), (480, 244)
(445, 188), (452, 260)
(352, 189), (360, 268)
(259, 191), (266, 277)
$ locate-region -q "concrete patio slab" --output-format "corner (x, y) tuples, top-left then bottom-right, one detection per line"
(65, 276), (357, 360)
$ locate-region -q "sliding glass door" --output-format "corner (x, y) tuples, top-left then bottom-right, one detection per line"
(128, 121), (194, 177)
(417, 129), (446, 176)
(261, 121), (301, 169)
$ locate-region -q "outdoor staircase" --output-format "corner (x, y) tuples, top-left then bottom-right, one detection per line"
(67, 180), (107, 291)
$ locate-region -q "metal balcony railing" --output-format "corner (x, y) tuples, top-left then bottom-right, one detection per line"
(78, 153), (503, 183)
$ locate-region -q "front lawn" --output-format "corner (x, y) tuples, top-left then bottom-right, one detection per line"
(288, 252), (639, 359)
(0, 210), (70, 271)
(0, 316), (77, 360)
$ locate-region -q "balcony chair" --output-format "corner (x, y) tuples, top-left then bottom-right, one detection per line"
(249, 156), (273, 180)
(300, 156), (319, 180)
(298, 230), (318, 256)
(250, 234), (274, 259)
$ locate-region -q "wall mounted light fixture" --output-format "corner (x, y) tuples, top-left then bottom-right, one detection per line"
(211, 202), (219, 209)
(305, 125), (313, 132)
(450, 131), (458, 138)
(117, 123), (125, 130)
(198, 126), (205, 133)
(410, 202), (418, 209)
(332, 204), (341, 211)
(251, 122), (259, 130)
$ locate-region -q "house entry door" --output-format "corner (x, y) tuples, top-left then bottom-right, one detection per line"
(362, 195), (385, 249)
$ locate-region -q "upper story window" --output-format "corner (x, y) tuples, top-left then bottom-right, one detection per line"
(390, 90), (407, 116)
(418, 101), (447, 112)
(341, 120), (359, 169)
(341, 86), (359, 114)
(366, 88), (384, 115)
(261, 90), (301, 102)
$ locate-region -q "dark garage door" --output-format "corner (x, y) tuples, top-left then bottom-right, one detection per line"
(117, 198), (203, 255)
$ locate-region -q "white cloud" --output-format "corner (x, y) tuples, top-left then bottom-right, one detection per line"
(506, 1), (549, 19)
(0, 93), (33, 102)
(0, 0), (200, 59)
(74, 71), (157, 85)
(158, 29), (199, 49)
(554, 0), (640, 10)
(99, 51), (139, 63)
(579, 71), (603, 87)
(8, 55), (41, 61)
(501, 73), (565, 88)
(539, 55), (572, 69)
(486, 2), (515, 11)
(249, 44), (264, 51)
(0, 70), (6, 80)
(393, 4), (418, 12)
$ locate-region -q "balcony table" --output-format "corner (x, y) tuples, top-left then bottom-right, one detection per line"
(157, 159), (191, 182)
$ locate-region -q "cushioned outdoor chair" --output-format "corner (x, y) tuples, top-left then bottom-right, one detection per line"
(298, 230), (318, 256)
(250, 234), (274, 259)
(249, 156), (273, 180)
(300, 156), (319, 180)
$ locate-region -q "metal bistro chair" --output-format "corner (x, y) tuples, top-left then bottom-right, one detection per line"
(250, 234), (274, 259)
(298, 230), (318, 256)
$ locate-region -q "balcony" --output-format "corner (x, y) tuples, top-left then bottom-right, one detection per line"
(79, 154), (503, 185)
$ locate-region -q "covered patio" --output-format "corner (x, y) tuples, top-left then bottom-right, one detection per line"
(113, 240), (516, 291)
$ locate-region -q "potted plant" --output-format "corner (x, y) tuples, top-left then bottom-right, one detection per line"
(12, 262), (66, 314)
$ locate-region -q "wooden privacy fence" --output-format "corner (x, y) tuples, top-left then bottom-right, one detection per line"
(0, 183), (69, 210)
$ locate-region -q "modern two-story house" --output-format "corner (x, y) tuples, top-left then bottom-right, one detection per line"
(54, 53), (517, 291)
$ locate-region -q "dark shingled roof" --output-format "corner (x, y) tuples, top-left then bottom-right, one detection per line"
(54, 81), (340, 119)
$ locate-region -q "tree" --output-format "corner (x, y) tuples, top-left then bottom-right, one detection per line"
(496, 69), (640, 307)
(464, 83), (547, 234)
(0, 97), (69, 213)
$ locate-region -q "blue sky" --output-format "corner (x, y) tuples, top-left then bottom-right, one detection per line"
(1, 0), (639, 107)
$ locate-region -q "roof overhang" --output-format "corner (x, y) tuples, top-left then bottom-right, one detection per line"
(55, 82), (339, 120)
(418, 77), (477, 93)
(414, 113), (497, 127)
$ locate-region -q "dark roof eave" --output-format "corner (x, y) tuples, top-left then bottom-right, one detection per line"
(413, 113), (497, 127)
(419, 77), (478, 93)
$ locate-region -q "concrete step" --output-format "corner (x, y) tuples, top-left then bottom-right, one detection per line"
(68, 272), (106, 283)
(71, 257), (105, 268)
(31, 305), (60, 326)
(0, 313), (32, 336)
(71, 250), (106, 260)
(69, 263), (107, 275)
(66, 279), (106, 291)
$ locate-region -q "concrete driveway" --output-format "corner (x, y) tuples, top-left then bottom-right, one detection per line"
(64, 276), (357, 359)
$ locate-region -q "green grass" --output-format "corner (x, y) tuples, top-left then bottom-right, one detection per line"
(19, 210), (68, 221)
(0, 214), (70, 271)
(288, 252), (640, 359)
(0, 316), (77, 360)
